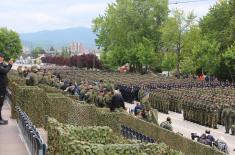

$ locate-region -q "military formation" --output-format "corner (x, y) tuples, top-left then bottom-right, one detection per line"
(16, 65), (235, 135)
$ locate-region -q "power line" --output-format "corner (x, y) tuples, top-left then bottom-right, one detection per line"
(169, 0), (209, 5)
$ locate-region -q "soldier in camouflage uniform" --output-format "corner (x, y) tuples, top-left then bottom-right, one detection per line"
(17, 66), (24, 77)
(141, 92), (151, 111)
(231, 124), (235, 135)
(85, 85), (95, 104)
(104, 90), (113, 108)
(160, 117), (173, 131)
(211, 104), (218, 129)
(79, 84), (88, 101)
(25, 67), (39, 86)
(198, 102), (203, 125)
(222, 108), (232, 133)
(96, 90), (105, 107)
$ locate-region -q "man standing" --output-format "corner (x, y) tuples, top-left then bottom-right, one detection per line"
(0, 52), (13, 125)
(110, 88), (126, 112)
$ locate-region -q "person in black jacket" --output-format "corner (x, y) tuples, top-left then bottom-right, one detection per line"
(0, 52), (13, 125)
(110, 89), (126, 112)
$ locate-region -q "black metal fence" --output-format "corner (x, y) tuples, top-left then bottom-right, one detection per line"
(121, 124), (156, 143)
(16, 106), (47, 155)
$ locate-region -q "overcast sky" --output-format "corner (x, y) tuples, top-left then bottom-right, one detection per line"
(0, 0), (217, 33)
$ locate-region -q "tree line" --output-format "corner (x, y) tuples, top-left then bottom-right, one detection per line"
(92, 0), (235, 81)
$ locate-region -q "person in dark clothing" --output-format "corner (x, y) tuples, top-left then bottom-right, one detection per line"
(205, 130), (215, 146)
(110, 89), (126, 112)
(134, 102), (144, 115)
(0, 52), (13, 125)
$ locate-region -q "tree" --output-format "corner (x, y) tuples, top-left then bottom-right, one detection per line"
(161, 9), (196, 77)
(0, 27), (22, 60)
(180, 26), (201, 74)
(161, 51), (177, 72)
(191, 37), (220, 75)
(180, 56), (196, 74)
(61, 48), (70, 57)
(32, 47), (45, 58)
(199, 0), (235, 80)
(93, 0), (168, 71)
(222, 42), (235, 81)
(136, 38), (155, 72)
(200, 0), (234, 51)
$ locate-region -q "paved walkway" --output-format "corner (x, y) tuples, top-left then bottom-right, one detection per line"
(0, 100), (28, 155)
(125, 103), (235, 155)
(157, 111), (235, 155)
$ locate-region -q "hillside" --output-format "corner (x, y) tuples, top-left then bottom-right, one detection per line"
(20, 27), (97, 49)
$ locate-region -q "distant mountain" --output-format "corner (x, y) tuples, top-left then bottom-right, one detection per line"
(20, 27), (97, 50)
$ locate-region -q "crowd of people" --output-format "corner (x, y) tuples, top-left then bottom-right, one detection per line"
(13, 64), (235, 154)
(16, 66), (156, 123)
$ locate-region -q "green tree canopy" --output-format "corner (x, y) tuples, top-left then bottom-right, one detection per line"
(93, 0), (168, 72)
(200, 0), (235, 51)
(199, 0), (235, 80)
(161, 9), (196, 76)
(191, 37), (220, 75)
(0, 27), (22, 60)
(161, 51), (176, 71)
(32, 47), (45, 58)
(222, 42), (235, 80)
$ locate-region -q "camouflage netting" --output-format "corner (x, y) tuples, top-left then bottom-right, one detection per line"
(13, 85), (47, 126)
(68, 103), (98, 126)
(38, 84), (64, 93)
(48, 118), (184, 155)
(45, 93), (72, 124)
(9, 80), (224, 155)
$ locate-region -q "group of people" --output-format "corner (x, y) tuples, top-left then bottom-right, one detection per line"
(18, 67), (127, 112)
(191, 130), (229, 154)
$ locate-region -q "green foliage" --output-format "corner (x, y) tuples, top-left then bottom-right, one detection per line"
(0, 27), (22, 60)
(93, 0), (168, 71)
(61, 48), (70, 57)
(100, 51), (119, 70)
(32, 47), (45, 58)
(161, 9), (196, 75)
(161, 52), (177, 71)
(222, 42), (235, 78)
(136, 38), (155, 66)
(181, 26), (202, 58)
(180, 57), (196, 74)
(200, 0), (234, 51)
(199, 0), (235, 80)
(191, 37), (220, 75)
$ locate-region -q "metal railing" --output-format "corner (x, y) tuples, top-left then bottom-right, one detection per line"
(16, 106), (47, 155)
(121, 124), (156, 143)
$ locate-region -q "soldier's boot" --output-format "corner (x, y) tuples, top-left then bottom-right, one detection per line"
(231, 125), (235, 135)
(225, 125), (229, 134)
(213, 124), (218, 129)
